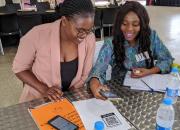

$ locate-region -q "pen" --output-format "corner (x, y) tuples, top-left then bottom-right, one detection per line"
(140, 79), (154, 92)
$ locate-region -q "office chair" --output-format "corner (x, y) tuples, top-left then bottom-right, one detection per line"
(94, 8), (103, 39)
(30, 0), (38, 5)
(5, 0), (13, 5)
(36, 2), (50, 12)
(102, 7), (118, 36)
(0, 13), (21, 55)
(17, 13), (42, 36)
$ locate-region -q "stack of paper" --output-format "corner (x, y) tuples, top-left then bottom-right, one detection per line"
(123, 71), (171, 92)
(73, 98), (131, 130)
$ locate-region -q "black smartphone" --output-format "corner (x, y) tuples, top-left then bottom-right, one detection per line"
(99, 89), (118, 98)
(48, 115), (79, 130)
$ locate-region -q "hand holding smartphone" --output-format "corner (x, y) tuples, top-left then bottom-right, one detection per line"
(99, 89), (118, 98)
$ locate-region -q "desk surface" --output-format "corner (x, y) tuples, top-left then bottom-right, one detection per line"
(0, 80), (180, 130)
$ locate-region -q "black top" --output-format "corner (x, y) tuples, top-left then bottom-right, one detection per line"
(61, 58), (78, 91)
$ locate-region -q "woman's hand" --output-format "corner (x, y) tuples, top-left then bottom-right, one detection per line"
(90, 78), (109, 100)
(91, 84), (109, 100)
(41, 85), (63, 101)
(131, 67), (161, 78)
(131, 68), (151, 78)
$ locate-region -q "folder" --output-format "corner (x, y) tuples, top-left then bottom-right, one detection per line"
(29, 98), (85, 130)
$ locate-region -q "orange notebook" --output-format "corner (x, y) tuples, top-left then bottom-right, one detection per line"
(29, 98), (85, 130)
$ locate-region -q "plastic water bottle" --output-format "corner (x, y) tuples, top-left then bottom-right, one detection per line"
(94, 121), (104, 130)
(156, 98), (175, 130)
(165, 67), (180, 104)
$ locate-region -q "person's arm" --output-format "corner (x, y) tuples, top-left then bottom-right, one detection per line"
(12, 27), (62, 101)
(131, 30), (174, 78)
(16, 70), (62, 101)
(16, 70), (48, 94)
(152, 30), (174, 73)
(89, 39), (114, 99)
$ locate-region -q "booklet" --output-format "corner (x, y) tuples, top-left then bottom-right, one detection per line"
(29, 98), (85, 130)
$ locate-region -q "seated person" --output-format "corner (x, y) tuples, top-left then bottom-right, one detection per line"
(89, 1), (174, 99)
(12, 0), (95, 102)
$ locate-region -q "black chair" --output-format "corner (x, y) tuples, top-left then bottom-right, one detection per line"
(17, 13), (42, 36)
(0, 4), (20, 13)
(0, 13), (21, 55)
(94, 8), (103, 39)
(5, 0), (13, 5)
(36, 2), (50, 12)
(156, 0), (180, 6)
(5, 3), (21, 12)
(30, 0), (38, 5)
(41, 12), (61, 24)
(102, 7), (118, 36)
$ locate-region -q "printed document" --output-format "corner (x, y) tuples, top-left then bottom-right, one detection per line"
(73, 98), (131, 130)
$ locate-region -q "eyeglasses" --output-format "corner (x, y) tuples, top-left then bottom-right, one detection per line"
(68, 17), (94, 38)
(75, 27), (94, 38)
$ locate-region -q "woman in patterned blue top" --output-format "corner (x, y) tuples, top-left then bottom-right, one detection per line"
(89, 1), (174, 99)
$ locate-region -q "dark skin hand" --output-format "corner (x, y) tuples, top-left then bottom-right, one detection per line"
(16, 70), (63, 101)
(90, 78), (109, 100)
(131, 67), (160, 78)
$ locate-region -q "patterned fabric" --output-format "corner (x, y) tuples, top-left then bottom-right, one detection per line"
(89, 30), (174, 84)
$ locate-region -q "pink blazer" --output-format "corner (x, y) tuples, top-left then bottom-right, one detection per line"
(12, 19), (96, 103)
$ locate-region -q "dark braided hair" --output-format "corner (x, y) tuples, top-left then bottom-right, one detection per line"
(56, 0), (94, 18)
(112, 1), (154, 69)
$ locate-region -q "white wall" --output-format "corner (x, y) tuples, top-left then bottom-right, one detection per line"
(13, 0), (21, 3)
(0, 0), (5, 6)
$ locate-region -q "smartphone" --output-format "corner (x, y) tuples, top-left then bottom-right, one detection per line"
(48, 115), (78, 130)
(99, 89), (118, 98)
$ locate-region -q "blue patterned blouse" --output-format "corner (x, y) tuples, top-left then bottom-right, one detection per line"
(89, 30), (174, 84)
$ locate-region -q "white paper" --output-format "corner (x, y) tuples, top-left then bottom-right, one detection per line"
(73, 98), (131, 130)
(123, 71), (171, 92)
(141, 74), (171, 91)
(123, 71), (150, 91)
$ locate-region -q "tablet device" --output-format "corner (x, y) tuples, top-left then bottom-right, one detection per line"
(48, 115), (78, 130)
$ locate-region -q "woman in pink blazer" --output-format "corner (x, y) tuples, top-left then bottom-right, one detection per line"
(12, 0), (95, 103)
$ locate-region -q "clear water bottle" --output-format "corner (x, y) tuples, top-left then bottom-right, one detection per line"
(165, 67), (180, 104)
(156, 98), (175, 130)
(94, 121), (104, 130)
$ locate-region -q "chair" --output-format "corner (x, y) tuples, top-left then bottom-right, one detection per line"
(5, 0), (13, 5)
(0, 4), (20, 14)
(5, 3), (21, 12)
(30, 0), (38, 5)
(94, 8), (103, 39)
(0, 38), (4, 55)
(0, 13), (21, 55)
(102, 7), (118, 36)
(17, 13), (42, 36)
(41, 12), (61, 24)
(156, 0), (180, 6)
(36, 2), (50, 12)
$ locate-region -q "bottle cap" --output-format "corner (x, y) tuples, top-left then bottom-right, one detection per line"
(94, 121), (104, 130)
(163, 98), (173, 105)
(171, 67), (179, 73)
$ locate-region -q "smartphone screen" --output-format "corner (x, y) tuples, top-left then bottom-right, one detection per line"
(99, 90), (118, 98)
(48, 115), (78, 130)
